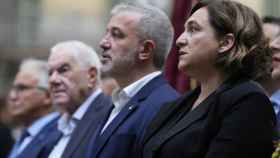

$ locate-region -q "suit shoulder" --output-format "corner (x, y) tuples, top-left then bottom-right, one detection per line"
(218, 81), (271, 113)
(91, 93), (112, 109)
(136, 82), (180, 117)
(152, 83), (180, 96)
(222, 81), (267, 100)
(41, 115), (59, 132)
(96, 92), (112, 102)
(148, 83), (180, 103)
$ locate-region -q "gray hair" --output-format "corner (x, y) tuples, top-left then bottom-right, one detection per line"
(19, 58), (49, 89)
(111, 3), (174, 69)
(50, 40), (102, 83)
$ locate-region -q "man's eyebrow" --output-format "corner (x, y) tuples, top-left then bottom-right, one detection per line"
(49, 63), (69, 72)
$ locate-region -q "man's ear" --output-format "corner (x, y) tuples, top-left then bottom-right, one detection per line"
(139, 40), (156, 60)
(217, 33), (235, 54)
(43, 91), (51, 106)
(88, 67), (97, 89)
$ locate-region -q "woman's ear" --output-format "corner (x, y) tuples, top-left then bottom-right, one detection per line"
(217, 33), (235, 54)
(88, 67), (97, 89)
(139, 40), (156, 60)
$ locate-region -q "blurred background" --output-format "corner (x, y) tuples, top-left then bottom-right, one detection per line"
(0, 0), (279, 101)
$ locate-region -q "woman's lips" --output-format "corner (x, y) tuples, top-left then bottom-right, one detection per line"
(178, 50), (188, 56)
(273, 56), (280, 62)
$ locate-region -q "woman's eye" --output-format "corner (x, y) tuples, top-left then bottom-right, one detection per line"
(188, 26), (199, 33)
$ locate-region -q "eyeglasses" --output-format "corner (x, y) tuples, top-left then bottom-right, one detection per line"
(11, 84), (47, 93)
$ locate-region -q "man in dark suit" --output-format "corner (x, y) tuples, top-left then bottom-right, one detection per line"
(259, 16), (280, 138)
(47, 41), (112, 158)
(7, 58), (59, 158)
(86, 3), (180, 158)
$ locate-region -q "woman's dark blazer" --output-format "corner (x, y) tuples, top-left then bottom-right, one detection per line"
(142, 80), (276, 158)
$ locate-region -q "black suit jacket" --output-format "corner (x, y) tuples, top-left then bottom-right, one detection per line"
(0, 123), (13, 158)
(142, 80), (276, 158)
(60, 92), (112, 158)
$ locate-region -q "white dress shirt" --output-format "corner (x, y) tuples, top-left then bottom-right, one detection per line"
(9, 112), (59, 158)
(48, 89), (102, 158)
(101, 71), (161, 133)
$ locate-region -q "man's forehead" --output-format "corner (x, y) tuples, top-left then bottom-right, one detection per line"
(14, 71), (38, 85)
(48, 50), (77, 67)
(109, 11), (142, 26)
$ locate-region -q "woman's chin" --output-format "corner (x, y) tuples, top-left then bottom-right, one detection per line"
(177, 63), (188, 73)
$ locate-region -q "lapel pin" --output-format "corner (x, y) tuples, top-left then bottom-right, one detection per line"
(128, 105), (134, 110)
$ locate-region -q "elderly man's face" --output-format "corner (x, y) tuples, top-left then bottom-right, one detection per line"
(263, 23), (280, 80)
(271, 36), (280, 80)
(263, 23), (280, 42)
(48, 49), (89, 114)
(8, 72), (49, 125)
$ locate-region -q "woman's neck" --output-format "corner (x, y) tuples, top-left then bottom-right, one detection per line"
(193, 71), (226, 109)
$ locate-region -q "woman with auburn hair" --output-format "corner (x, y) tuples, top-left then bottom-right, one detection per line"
(142, 0), (275, 158)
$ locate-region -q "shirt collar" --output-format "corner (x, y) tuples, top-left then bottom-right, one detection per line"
(271, 90), (280, 106)
(111, 71), (161, 109)
(27, 112), (59, 137)
(123, 71), (161, 98)
(72, 88), (102, 121)
(111, 88), (129, 112)
(57, 113), (76, 136)
(57, 89), (102, 136)
(271, 90), (280, 114)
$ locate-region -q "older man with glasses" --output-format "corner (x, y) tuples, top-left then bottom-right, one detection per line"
(7, 58), (60, 158)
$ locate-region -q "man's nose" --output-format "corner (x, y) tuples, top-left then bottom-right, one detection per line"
(8, 89), (18, 102)
(100, 35), (111, 51)
(49, 71), (60, 84)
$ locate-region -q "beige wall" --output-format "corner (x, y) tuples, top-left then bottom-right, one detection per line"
(234, 0), (280, 17)
(234, 0), (265, 16)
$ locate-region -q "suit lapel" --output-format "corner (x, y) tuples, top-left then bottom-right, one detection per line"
(18, 132), (47, 158)
(144, 81), (232, 149)
(18, 118), (60, 158)
(37, 129), (62, 158)
(143, 89), (197, 144)
(92, 98), (139, 157)
(61, 93), (111, 158)
(93, 75), (167, 157)
(159, 93), (217, 144)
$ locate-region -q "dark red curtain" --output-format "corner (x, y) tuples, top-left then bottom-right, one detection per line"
(164, 0), (195, 94)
